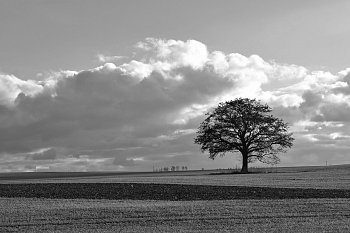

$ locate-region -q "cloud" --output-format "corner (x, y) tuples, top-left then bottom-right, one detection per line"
(0, 74), (43, 107)
(97, 54), (125, 63)
(0, 38), (350, 171)
(119, 60), (153, 80)
(113, 155), (137, 167)
(27, 148), (57, 160)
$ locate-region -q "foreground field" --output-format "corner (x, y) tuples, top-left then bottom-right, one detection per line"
(1, 198), (349, 233)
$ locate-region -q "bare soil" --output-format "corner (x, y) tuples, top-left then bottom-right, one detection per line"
(0, 183), (349, 200)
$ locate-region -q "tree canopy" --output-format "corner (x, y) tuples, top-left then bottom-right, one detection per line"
(194, 98), (294, 173)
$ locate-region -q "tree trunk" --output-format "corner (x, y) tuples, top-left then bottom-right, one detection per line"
(241, 152), (249, 173)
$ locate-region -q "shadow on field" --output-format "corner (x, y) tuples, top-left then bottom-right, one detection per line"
(0, 183), (349, 200)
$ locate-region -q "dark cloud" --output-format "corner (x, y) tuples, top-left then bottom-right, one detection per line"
(313, 103), (350, 122)
(301, 91), (323, 110)
(343, 72), (350, 84)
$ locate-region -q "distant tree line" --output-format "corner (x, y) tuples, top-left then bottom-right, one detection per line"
(153, 165), (188, 172)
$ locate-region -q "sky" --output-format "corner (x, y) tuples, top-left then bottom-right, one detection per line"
(0, 0), (350, 172)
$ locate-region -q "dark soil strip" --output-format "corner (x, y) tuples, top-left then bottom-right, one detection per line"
(0, 183), (349, 200)
(0, 172), (152, 180)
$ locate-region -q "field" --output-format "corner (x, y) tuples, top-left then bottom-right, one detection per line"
(1, 164), (350, 232)
(1, 198), (350, 232)
(1, 164), (349, 189)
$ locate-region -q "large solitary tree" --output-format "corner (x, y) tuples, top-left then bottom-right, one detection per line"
(194, 98), (294, 173)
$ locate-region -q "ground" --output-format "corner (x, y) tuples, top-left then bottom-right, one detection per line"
(1, 164), (349, 232)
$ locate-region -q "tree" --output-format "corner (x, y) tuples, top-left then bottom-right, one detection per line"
(194, 98), (294, 173)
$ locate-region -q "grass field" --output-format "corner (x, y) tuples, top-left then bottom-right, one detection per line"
(1, 164), (349, 189)
(1, 164), (349, 232)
